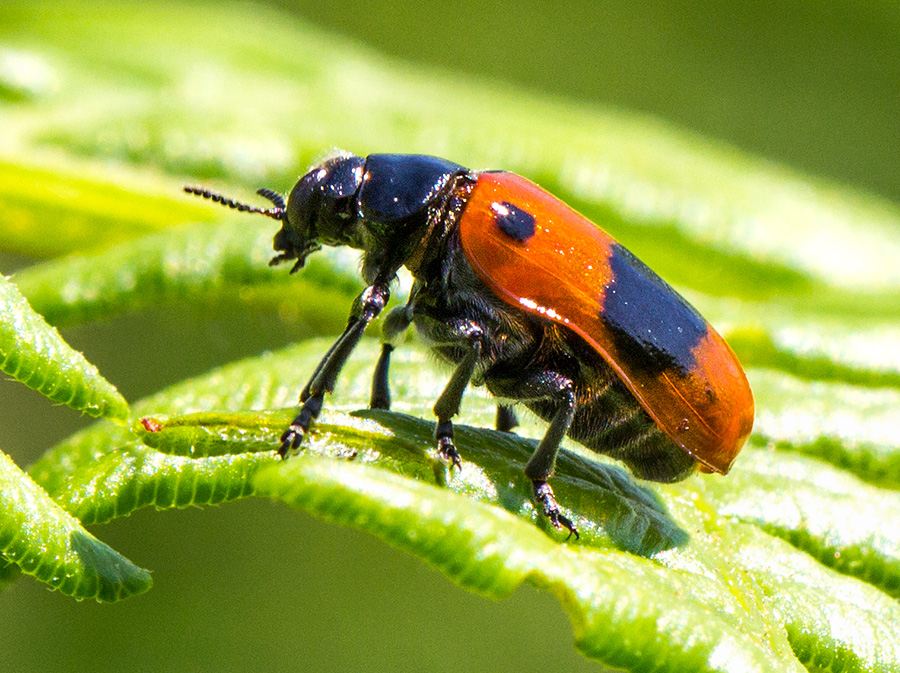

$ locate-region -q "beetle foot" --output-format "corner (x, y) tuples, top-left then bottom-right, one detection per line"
(437, 436), (462, 470)
(278, 424), (306, 458)
(533, 481), (579, 540)
(279, 395), (324, 458)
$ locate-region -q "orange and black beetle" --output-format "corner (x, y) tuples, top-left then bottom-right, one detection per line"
(186, 153), (754, 537)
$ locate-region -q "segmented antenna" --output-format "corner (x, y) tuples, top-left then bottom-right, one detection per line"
(183, 185), (285, 221)
(256, 188), (286, 210)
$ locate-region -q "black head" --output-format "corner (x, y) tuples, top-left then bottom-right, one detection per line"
(184, 153), (366, 274)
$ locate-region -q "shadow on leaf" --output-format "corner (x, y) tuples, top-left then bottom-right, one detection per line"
(354, 409), (688, 556)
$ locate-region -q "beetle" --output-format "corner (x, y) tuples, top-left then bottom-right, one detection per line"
(185, 152), (754, 537)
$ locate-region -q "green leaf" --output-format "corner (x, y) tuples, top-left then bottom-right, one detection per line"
(0, 274), (128, 421)
(0, 449), (151, 601)
(30, 339), (900, 670)
(12, 219), (362, 327)
(256, 457), (800, 672)
(746, 369), (900, 489)
(701, 450), (900, 598)
(3, 0), (899, 404)
(0, 158), (216, 258)
(4, 0), (900, 305)
(5, 0), (900, 668)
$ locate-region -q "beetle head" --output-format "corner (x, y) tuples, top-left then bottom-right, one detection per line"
(183, 153), (366, 274)
(274, 154), (366, 271)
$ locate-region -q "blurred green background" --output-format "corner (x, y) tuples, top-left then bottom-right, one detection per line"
(287, 0), (900, 203)
(2, 1), (898, 671)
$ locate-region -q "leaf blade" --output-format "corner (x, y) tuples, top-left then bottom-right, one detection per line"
(255, 457), (803, 673)
(28, 338), (900, 667)
(0, 449), (150, 601)
(0, 275), (128, 421)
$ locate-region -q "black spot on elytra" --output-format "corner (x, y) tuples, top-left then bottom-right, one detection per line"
(492, 201), (536, 241)
(602, 244), (708, 377)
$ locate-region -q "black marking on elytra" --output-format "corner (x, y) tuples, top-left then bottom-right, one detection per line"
(601, 244), (707, 377)
(492, 201), (536, 241)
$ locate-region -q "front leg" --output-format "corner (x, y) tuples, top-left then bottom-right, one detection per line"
(280, 281), (390, 456)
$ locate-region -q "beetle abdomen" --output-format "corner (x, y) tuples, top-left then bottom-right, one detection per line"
(564, 383), (696, 483)
(486, 346), (696, 483)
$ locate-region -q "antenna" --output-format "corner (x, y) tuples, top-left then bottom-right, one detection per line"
(183, 186), (285, 221)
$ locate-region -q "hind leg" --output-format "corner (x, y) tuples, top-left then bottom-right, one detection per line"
(488, 370), (579, 538)
(495, 404), (519, 432)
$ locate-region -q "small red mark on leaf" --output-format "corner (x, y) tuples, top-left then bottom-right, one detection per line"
(140, 417), (163, 433)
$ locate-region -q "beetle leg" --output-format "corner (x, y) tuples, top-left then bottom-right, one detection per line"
(280, 282), (391, 456)
(299, 335), (342, 403)
(533, 480), (577, 540)
(369, 305), (413, 410)
(369, 344), (394, 410)
(525, 386), (579, 539)
(495, 404), (519, 433)
(432, 339), (482, 470)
